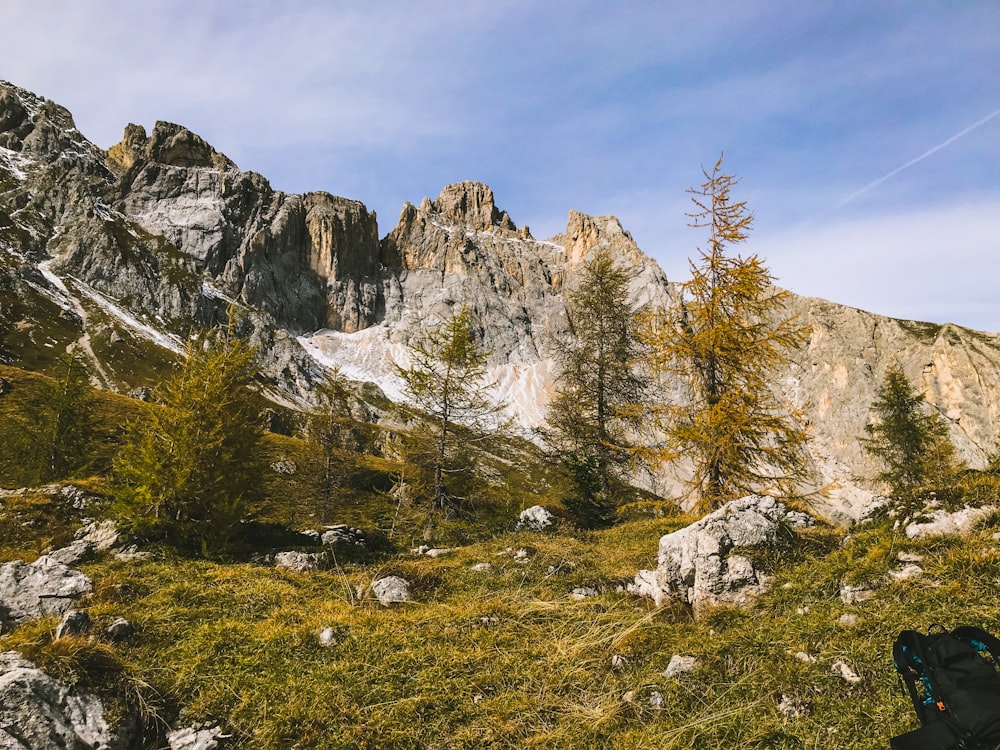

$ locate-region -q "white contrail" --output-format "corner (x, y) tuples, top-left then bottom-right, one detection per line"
(839, 109), (1000, 208)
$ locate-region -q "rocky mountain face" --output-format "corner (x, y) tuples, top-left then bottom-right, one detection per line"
(3, 79), (1000, 521)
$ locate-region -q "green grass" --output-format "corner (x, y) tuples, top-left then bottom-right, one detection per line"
(5, 506), (1000, 748)
(4, 363), (1000, 747)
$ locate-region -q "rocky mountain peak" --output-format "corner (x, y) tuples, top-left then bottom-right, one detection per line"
(431, 181), (517, 234)
(107, 121), (236, 174)
(554, 210), (644, 268)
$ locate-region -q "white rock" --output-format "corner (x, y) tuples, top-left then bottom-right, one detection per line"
(905, 506), (995, 539)
(319, 627), (337, 647)
(46, 540), (93, 567)
(839, 613), (860, 626)
(570, 586), (599, 600)
(839, 583), (875, 605)
(651, 495), (808, 615)
(831, 659), (862, 684)
(322, 525), (366, 547)
(611, 655), (628, 671)
(517, 505), (555, 532)
(168, 724), (226, 750)
(889, 564), (924, 581)
(76, 519), (121, 551)
(663, 654), (699, 679)
(371, 576), (411, 605)
(649, 690), (665, 709)
(627, 569), (667, 606)
(415, 547), (457, 558)
(897, 551), (925, 563)
(0, 556), (92, 626)
(274, 551), (321, 572)
(470, 562), (493, 573)
(793, 651), (817, 663)
(778, 694), (811, 720)
(0, 651), (124, 749)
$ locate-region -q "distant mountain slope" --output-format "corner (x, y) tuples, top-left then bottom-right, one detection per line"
(3, 79), (1000, 521)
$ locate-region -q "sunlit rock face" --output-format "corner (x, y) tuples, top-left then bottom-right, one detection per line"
(5, 78), (1000, 524)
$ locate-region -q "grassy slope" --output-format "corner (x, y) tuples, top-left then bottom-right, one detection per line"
(3, 363), (1000, 748)
(4, 512), (1000, 749)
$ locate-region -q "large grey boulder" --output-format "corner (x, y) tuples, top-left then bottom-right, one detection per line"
(0, 651), (129, 749)
(636, 495), (812, 616)
(0, 556), (92, 627)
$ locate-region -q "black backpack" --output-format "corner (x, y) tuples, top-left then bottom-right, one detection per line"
(891, 625), (1000, 750)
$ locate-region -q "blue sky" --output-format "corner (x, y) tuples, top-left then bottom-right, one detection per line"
(3, 1), (999, 330)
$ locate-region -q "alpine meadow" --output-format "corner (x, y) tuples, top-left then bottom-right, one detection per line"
(2, 69), (1000, 750)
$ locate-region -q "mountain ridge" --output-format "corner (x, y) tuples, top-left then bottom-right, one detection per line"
(3, 79), (1000, 522)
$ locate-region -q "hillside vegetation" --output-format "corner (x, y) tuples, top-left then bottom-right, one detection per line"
(3, 363), (1000, 748)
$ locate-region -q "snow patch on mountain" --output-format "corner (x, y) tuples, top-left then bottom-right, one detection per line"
(0, 146), (30, 180)
(299, 327), (555, 432)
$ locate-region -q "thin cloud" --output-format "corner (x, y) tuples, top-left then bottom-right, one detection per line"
(838, 110), (1000, 208)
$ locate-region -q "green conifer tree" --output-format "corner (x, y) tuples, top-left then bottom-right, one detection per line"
(304, 367), (359, 519)
(113, 324), (264, 554)
(396, 306), (504, 514)
(548, 248), (650, 527)
(20, 352), (95, 483)
(860, 365), (961, 505)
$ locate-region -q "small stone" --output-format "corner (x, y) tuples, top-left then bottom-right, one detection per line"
(839, 583), (875, 605)
(270, 460), (297, 475)
(168, 724), (225, 750)
(778, 694), (811, 720)
(897, 551), (925, 563)
(623, 689), (637, 703)
(793, 651), (817, 663)
(611, 654), (628, 671)
(319, 627), (337, 647)
(423, 547), (457, 558)
(274, 551), (320, 573)
(832, 659), (862, 684)
(105, 618), (134, 642)
(906, 505), (995, 539)
(470, 562), (493, 573)
(796, 606), (810, 615)
(517, 505), (555, 532)
(55, 609), (90, 639)
(322, 525), (366, 547)
(47, 540), (92, 567)
(514, 548), (530, 563)
(663, 654), (698, 679)
(889, 564), (924, 581)
(371, 576), (411, 605)
(570, 586), (599, 600)
(649, 690), (665, 709)
(839, 613), (859, 626)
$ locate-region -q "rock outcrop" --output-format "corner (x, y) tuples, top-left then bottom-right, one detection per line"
(634, 495), (812, 616)
(6, 78), (1000, 522)
(0, 555), (92, 627)
(0, 651), (131, 749)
